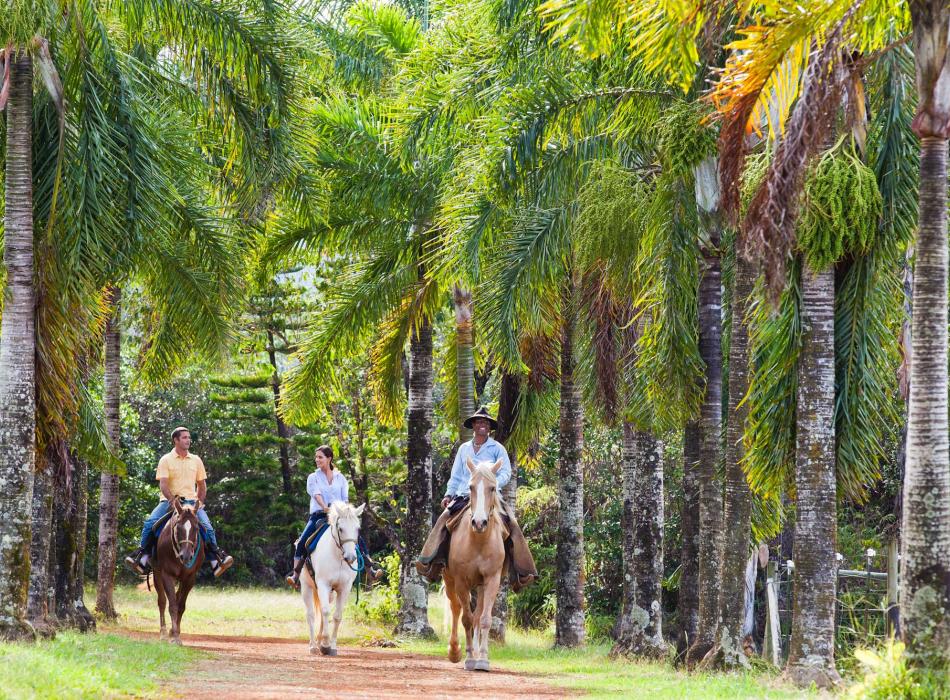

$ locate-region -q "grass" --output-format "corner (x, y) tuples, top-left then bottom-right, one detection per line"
(0, 630), (202, 699)
(101, 584), (821, 698)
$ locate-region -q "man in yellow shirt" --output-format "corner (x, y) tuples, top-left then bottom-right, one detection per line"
(125, 427), (234, 577)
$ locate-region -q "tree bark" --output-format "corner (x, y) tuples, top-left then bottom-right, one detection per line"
(267, 329), (294, 494)
(0, 51), (36, 642)
(454, 285), (475, 443)
(27, 461), (54, 636)
(676, 421), (701, 661)
(555, 279), (586, 648)
(491, 372), (521, 641)
(613, 422), (665, 657)
(53, 450), (95, 631)
(786, 263), (839, 688)
(687, 224), (724, 666)
(901, 134), (950, 668)
(395, 316), (435, 638)
(713, 253), (754, 667)
(96, 286), (122, 619)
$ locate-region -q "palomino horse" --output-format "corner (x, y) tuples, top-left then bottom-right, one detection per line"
(300, 501), (365, 656)
(443, 457), (507, 672)
(154, 498), (205, 645)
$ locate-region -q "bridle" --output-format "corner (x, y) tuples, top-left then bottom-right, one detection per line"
(470, 471), (498, 527)
(329, 512), (363, 575)
(171, 509), (201, 568)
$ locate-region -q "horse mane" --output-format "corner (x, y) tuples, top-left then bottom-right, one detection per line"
(328, 501), (359, 528)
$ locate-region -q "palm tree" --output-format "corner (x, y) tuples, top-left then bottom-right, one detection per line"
(902, 0), (950, 670)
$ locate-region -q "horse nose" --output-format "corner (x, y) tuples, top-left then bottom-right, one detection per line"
(344, 552), (356, 564)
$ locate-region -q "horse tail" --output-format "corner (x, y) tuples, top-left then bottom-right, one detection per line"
(441, 581), (450, 637)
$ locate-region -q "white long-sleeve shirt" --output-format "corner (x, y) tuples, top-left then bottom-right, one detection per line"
(444, 438), (511, 498)
(307, 469), (349, 514)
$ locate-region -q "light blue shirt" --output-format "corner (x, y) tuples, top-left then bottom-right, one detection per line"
(444, 437), (511, 497)
(307, 469), (349, 514)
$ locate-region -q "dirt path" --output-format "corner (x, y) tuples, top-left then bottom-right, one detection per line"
(120, 630), (566, 699)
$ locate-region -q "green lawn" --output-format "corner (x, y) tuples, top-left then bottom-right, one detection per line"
(100, 584), (823, 699)
(0, 630), (202, 699)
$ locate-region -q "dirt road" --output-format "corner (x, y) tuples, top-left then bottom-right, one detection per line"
(120, 630), (567, 699)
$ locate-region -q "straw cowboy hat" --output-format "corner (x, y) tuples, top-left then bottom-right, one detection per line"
(463, 406), (499, 430)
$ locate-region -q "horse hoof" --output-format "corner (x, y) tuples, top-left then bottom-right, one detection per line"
(320, 646), (332, 656)
(326, 648), (338, 657)
(474, 660), (490, 672)
(170, 637), (182, 646)
(159, 631), (168, 641)
(448, 647), (462, 663)
(309, 646), (320, 656)
(464, 659), (477, 671)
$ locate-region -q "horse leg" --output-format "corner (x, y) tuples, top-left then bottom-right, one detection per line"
(176, 577), (194, 639)
(328, 584), (348, 655)
(164, 574), (182, 645)
(443, 575), (463, 663)
(459, 582), (476, 671)
(155, 571), (168, 640)
(475, 572), (502, 671)
(301, 573), (320, 655)
(316, 580), (333, 655)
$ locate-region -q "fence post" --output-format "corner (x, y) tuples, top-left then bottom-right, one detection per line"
(763, 560), (781, 666)
(886, 537), (900, 638)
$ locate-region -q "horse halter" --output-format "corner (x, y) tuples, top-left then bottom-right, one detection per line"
(171, 510), (200, 566)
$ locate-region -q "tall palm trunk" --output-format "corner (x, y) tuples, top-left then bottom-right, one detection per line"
(27, 461), (54, 636)
(96, 286), (121, 619)
(902, 1), (950, 667)
(714, 254), (754, 667)
(0, 51), (36, 642)
(901, 134), (950, 667)
(786, 264), (839, 688)
(687, 225), (724, 666)
(53, 449), (94, 631)
(395, 316), (435, 638)
(267, 329), (293, 494)
(491, 371), (521, 641)
(454, 285), (475, 442)
(555, 278), (585, 648)
(676, 421), (701, 660)
(614, 422), (665, 657)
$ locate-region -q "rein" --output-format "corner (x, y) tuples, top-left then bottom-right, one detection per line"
(330, 517), (365, 603)
(171, 513), (201, 570)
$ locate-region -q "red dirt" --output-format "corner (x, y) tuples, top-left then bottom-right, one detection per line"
(119, 630), (566, 699)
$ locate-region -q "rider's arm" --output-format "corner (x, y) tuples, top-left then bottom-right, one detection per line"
(444, 445), (465, 500)
(494, 445), (512, 490)
(196, 479), (207, 504)
(158, 477), (174, 502)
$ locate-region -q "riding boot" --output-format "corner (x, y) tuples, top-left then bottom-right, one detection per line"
(123, 547), (150, 576)
(285, 557), (305, 590)
(500, 501), (537, 592)
(206, 543), (235, 578)
(415, 505), (455, 582)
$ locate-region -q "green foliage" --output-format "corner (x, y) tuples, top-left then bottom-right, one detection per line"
(797, 144), (883, 272)
(353, 552), (402, 625)
(657, 100), (717, 177)
(849, 642), (949, 700)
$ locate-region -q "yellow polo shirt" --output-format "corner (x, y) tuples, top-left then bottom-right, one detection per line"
(156, 450), (207, 501)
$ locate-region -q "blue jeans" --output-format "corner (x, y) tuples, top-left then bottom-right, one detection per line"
(140, 500), (217, 551)
(294, 512), (328, 559)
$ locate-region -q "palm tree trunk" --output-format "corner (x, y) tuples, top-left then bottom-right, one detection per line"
(267, 329), (293, 494)
(901, 134), (950, 668)
(454, 285), (475, 442)
(687, 229), (724, 666)
(786, 263), (839, 688)
(53, 450), (95, 631)
(714, 253), (754, 667)
(491, 371), (521, 642)
(676, 421), (701, 660)
(395, 316), (435, 638)
(96, 287), (121, 619)
(555, 278), (585, 648)
(27, 461), (54, 636)
(0, 50), (36, 642)
(614, 422), (665, 657)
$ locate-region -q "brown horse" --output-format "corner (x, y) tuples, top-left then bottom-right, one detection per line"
(442, 457), (507, 672)
(154, 498), (205, 644)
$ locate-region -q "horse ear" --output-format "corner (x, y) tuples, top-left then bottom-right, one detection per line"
(172, 498), (182, 515)
(465, 457), (476, 473)
(492, 459), (503, 475)
(355, 503), (365, 517)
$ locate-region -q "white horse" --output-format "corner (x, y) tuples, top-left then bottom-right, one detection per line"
(300, 501), (365, 656)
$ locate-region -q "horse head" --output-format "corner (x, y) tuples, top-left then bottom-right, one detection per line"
(328, 501), (364, 565)
(465, 457), (502, 533)
(171, 497), (202, 567)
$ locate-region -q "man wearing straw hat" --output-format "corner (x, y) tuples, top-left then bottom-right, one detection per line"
(415, 406), (537, 590)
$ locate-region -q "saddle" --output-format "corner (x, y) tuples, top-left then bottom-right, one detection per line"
(147, 511), (174, 555)
(297, 522), (330, 582)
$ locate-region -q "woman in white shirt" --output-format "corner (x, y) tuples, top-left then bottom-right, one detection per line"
(286, 445), (381, 587)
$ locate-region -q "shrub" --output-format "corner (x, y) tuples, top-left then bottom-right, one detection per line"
(353, 552), (401, 625)
(849, 641), (949, 700)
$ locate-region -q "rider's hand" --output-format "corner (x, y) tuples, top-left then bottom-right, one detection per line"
(441, 496), (451, 510)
